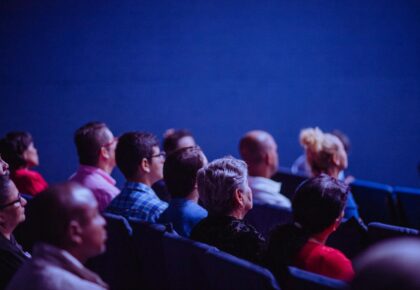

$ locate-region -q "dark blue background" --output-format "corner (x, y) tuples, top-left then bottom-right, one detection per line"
(1, 0), (419, 188)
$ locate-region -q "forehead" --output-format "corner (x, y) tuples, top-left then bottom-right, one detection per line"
(177, 136), (195, 149)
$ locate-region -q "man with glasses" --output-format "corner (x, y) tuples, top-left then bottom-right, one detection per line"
(0, 175), (30, 289)
(69, 122), (119, 212)
(105, 132), (168, 222)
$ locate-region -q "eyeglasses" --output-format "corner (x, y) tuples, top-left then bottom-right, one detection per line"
(0, 193), (23, 210)
(148, 151), (166, 160)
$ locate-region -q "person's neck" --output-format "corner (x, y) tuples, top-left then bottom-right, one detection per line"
(248, 165), (272, 179)
(0, 228), (12, 240)
(185, 189), (199, 203)
(127, 176), (153, 187)
(228, 208), (247, 220)
(96, 161), (114, 175)
(309, 227), (334, 245)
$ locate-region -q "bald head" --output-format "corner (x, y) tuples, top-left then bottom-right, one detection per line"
(239, 130), (278, 177)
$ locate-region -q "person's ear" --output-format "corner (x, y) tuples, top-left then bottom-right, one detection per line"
(234, 188), (245, 208)
(332, 153), (341, 167)
(99, 147), (110, 160)
(68, 220), (83, 245)
(140, 158), (151, 173)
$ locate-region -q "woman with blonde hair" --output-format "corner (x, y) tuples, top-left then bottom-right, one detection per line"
(299, 127), (360, 220)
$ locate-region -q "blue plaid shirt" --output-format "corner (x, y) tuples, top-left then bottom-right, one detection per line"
(105, 181), (168, 223)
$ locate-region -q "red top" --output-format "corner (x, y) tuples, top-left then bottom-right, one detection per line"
(11, 168), (48, 196)
(294, 240), (354, 281)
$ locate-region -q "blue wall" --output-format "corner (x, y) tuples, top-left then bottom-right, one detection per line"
(1, 0), (419, 187)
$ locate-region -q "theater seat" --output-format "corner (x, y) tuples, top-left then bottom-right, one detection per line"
(244, 203), (292, 238)
(86, 213), (139, 290)
(395, 186), (420, 229)
(367, 222), (419, 246)
(287, 267), (350, 290)
(271, 168), (307, 200)
(350, 179), (396, 224)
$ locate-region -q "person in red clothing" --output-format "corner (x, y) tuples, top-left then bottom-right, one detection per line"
(0, 132), (48, 196)
(264, 174), (354, 282)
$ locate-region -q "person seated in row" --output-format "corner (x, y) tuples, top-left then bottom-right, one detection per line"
(7, 182), (108, 290)
(191, 157), (265, 264)
(106, 132), (168, 223)
(158, 146), (208, 237)
(0, 132), (48, 196)
(0, 175), (30, 289)
(264, 174), (354, 281)
(0, 155), (9, 176)
(299, 127), (360, 220)
(69, 122), (119, 212)
(153, 128), (197, 202)
(239, 130), (291, 208)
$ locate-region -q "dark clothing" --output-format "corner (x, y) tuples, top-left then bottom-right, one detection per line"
(0, 233), (30, 289)
(190, 215), (266, 264)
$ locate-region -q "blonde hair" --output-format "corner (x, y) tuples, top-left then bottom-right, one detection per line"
(299, 127), (343, 176)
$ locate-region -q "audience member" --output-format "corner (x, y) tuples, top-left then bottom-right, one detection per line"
(163, 129), (196, 155)
(7, 182), (108, 290)
(264, 174), (354, 281)
(351, 238), (420, 290)
(239, 130), (291, 208)
(190, 157), (265, 264)
(299, 127), (360, 220)
(153, 129), (197, 202)
(69, 122), (119, 212)
(0, 156), (9, 176)
(158, 146), (208, 237)
(0, 176), (30, 289)
(0, 132), (48, 196)
(106, 132), (168, 222)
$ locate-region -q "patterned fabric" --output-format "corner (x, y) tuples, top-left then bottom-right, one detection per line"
(11, 168), (48, 196)
(69, 165), (120, 212)
(158, 198), (207, 237)
(191, 215), (266, 264)
(105, 181), (168, 223)
(6, 243), (108, 290)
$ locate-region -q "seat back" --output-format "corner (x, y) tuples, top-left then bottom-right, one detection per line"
(271, 168), (307, 200)
(200, 248), (281, 290)
(287, 267), (350, 290)
(327, 217), (368, 259)
(86, 213), (139, 290)
(162, 234), (216, 290)
(367, 222), (419, 245)
(350, 179), (396, 224)
(244, 203), (292, 238)
(130, 220), (176, 290)
(395, 186), (420, 229)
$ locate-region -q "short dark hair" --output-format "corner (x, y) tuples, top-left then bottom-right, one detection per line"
(25, 182), (90, 248)
(0, 131), (33, 171)
(164, 146), (205, 198)
(163, 129), (193, 154)
(74, 122), (110, 166)
(116, 132), (159, 179)
(264, 174), (349, 278)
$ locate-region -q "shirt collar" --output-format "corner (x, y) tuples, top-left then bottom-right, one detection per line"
(78, 165), (116, 185)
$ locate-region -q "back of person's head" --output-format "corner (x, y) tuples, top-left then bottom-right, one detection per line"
(352, 238), (420, 290)
(0, 131), (33, 171)
(74, 121), (112, 166)
(264, 174), (348, 275)
(197, 156), (248, 215)
(163, 129), (195, 155)
(164, 146), (207, 198)
(331, 129), (351, 154)
(116, 131), (159, 179)
(238, 130), (274, 163)
(300, 127), (346, 176)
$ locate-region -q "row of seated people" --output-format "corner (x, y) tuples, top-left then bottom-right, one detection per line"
(1, 155), (419, 290)
(0, 121), (416, 289)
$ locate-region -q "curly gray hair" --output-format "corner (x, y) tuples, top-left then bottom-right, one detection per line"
(197, 156), (248, 215)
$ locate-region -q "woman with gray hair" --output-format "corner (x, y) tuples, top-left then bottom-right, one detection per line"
(190, 157), (265, 263)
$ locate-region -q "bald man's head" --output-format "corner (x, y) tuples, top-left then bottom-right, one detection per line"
(239, 130), (278, 177)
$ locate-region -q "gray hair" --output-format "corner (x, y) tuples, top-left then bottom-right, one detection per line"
(197, 156), (248, 215)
